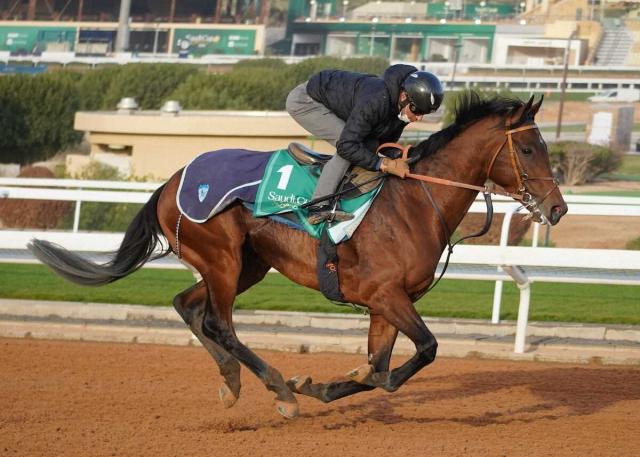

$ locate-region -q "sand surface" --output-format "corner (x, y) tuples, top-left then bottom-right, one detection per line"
(1, 338), (639, 457)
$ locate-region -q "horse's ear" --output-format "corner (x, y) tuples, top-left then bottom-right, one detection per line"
(531, 94), (544, 117)
(517, 94), (535, 124)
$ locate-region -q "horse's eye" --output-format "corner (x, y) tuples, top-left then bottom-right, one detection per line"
(522, 147), (533, 155)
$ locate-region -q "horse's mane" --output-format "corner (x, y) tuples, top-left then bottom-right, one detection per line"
(411, 90), (528, 160)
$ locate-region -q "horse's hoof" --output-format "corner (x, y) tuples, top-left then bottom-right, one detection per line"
(218, 383), (238, 408)
(346, 364), (374, 384)
(287, 375), (311, 394)
(275, 400), (299, 419)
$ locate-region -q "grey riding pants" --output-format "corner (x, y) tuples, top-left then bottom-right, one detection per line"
(285, 82), (351, 204)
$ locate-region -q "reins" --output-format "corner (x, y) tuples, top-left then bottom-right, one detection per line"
(377, 123), (546, 202)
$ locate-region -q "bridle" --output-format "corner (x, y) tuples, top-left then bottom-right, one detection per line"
(377, 122), (560, 296)
(486, 123), (559, 222)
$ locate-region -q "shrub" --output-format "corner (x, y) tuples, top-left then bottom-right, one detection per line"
(626, 237), (640, 250)
(548, 141), (622, 185)
(61, 161), (143, 232)
(76, 64), (126, 111)
(234, 58), (289, 70)
(171, 67), (293, 110)
(285, 56), (387, 85)
(2, 58), (390, 166)
(0, 166), (72, 229)
(99, 63), (200, 110)
(0, 86), (29, 163)
(171, 57), (389, 111)
(0, 73), (82, 164)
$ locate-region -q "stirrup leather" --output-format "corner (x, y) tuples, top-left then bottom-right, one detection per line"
(307, 209), (354, 225)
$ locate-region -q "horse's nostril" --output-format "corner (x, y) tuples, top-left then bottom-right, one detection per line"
(550, 205), (566, 224)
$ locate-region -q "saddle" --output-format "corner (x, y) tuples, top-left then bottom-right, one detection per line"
(287, 142), (383, 196)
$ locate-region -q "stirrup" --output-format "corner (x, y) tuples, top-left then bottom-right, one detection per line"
(307, 209), (354, 225)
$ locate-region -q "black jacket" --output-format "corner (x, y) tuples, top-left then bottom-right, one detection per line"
(306, 64), (417, 170)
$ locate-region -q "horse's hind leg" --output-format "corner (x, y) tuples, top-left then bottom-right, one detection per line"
(173, 242), (271, 408)
(195, 237), (299, 418)
(173, 281), (241, 408)
(287, 314), (399, 402)
(202, 283), (299, 418)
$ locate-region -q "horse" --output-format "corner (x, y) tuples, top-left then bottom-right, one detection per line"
(29, 91), (567, 419)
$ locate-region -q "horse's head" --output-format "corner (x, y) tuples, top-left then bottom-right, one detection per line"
(488, 95), (568, 225)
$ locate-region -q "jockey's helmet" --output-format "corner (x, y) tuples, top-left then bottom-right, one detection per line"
(402, 71), (444, 115)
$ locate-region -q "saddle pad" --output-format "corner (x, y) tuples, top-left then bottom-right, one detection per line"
(253, 149), (382, 243)
(177, 149), (271, 223)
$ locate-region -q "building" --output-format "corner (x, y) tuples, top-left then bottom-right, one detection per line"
(0, 20), (265, 57)
(287, 0), (500, 62)
(286, 0), (640, 69)
(0, 0), (268, 58)
(70, 102), (438, 179)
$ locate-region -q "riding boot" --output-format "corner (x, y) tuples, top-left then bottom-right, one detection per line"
(307, 155), (354, 225)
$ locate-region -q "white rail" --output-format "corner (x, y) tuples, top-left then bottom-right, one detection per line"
(1, 179), (639, 353)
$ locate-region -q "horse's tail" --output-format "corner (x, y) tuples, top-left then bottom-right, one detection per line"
(28, 184), (171, 286)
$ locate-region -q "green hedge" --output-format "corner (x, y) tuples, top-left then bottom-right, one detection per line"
(76, 63), (200, 110)
(170, 56), (388, 110)
(1, 58), (388, 165)
(0, 72), (82, 164)
(626, 237), (640, 250)
(59, 161), (143, 232)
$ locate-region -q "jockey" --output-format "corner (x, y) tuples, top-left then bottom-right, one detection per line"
(286, 65), (444, 224)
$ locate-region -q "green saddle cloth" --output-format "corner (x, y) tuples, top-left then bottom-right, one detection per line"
(253, 149), (382, 243)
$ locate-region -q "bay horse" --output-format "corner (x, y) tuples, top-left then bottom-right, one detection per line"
(29, 92), (567, 419)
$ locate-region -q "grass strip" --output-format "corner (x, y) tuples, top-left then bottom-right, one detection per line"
(1, 264), (638, 325)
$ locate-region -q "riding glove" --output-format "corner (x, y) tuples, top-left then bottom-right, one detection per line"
(380, 158), (409, 178)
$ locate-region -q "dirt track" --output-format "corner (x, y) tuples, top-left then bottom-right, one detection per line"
(1, 338), (639, 457)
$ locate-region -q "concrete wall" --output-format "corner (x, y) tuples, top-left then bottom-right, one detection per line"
(627, 20), (640, 67)
(72, 110), (436, 179)
(72, 111), (332, 179)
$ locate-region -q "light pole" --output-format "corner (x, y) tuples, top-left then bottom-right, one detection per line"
(342, 0), (349, 18)
(115, 0), (132, 53)
(450, 39), (462, 88)
(370, 17), (379, 56)
(309, 0), (317, 21)
(555, 30), (577, 141)
(152, 23), (160, 56)
(478, 0), (486, 22)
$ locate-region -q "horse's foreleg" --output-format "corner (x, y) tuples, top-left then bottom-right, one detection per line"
(350, 293), (438, 392)
(287, 314), (399, 402)
(173, 281), (241, 408)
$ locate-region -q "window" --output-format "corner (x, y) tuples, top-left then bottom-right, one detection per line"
(293, 43), (320, 56)
(392, 36), (422, 61)
(326, 35), (357, 56)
